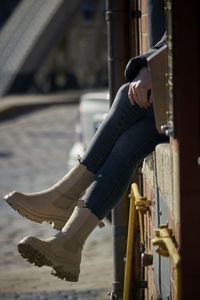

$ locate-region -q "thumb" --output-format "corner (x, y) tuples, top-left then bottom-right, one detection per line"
(149, 94), (153, 104)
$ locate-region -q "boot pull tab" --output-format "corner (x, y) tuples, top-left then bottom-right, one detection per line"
(99, 221), (105, 228)
(77, 199), (85, 206)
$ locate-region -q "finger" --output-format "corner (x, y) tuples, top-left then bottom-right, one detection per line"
(135, 81), (148, 108)
(149, 94), (153, 104)
(128, 85), (135, 106)
(139, 86), (149, 109)
(133, 84), (143, 108)
(146, 90), (152, 107)
(141, 85), (152, 108)
(144, 97), (151, 108)
(136, 87), (145, 108)
(147, 89), (151, 100)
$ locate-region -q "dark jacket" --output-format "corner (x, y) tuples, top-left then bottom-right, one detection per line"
(125, 33), (167, 82)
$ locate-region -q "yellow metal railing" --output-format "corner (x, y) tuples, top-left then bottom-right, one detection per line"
(123, 183), (150, 300)
(123, 183), (181, 300)
(123, 184), (137, 300)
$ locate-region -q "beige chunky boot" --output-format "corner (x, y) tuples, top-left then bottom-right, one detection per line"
(4, 162), (94, 230)
(18, 206), (100, 281)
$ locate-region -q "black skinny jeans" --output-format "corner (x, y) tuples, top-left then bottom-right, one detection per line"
(82, 84), (168, 220)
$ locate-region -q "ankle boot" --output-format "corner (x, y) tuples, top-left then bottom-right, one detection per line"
(18, 206), (100, 281)
(4, 162), (94, 230)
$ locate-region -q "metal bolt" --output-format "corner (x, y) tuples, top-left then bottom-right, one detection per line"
(198, 157), (200, 166)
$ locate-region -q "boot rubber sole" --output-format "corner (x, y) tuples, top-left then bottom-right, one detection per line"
(18, 241), (80, 282)
(6, 197), (66, 230)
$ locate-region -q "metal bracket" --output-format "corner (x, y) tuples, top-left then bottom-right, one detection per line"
(152, 224), (181, 300)
(153, 189), (171, 299)
(131, 183), (151, 248)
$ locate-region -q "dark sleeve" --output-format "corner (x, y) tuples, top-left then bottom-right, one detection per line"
(125, 33), (167, 82)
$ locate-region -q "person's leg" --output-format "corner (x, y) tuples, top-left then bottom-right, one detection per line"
(18, 205), (101, 282)
(17, 112), (168, 282)
(4, 162), (94, 230)
(82, 83), (152, 173)
(83, 115), (168, 219)
(4, 83), (150, 229)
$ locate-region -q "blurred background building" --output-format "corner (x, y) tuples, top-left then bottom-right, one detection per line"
(0, 0), (108, 96)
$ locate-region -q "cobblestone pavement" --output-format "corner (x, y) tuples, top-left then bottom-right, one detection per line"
(0, 289), (109, 300)
(0, 103), (112, 299)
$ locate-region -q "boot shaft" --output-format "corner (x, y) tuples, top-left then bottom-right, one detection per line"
(61, 206), (100, 245)
(55, 162), (94, 199)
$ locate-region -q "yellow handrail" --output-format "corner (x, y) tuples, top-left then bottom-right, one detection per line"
(123, 183), (151, 300)
(123, 183), (137, 300)
(123, 183), (181, 300)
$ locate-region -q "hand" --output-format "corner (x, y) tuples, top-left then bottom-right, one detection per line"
(128, 67), (152, 108)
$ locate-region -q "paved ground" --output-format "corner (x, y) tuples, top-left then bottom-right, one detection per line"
(0, 100), (113, 299)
